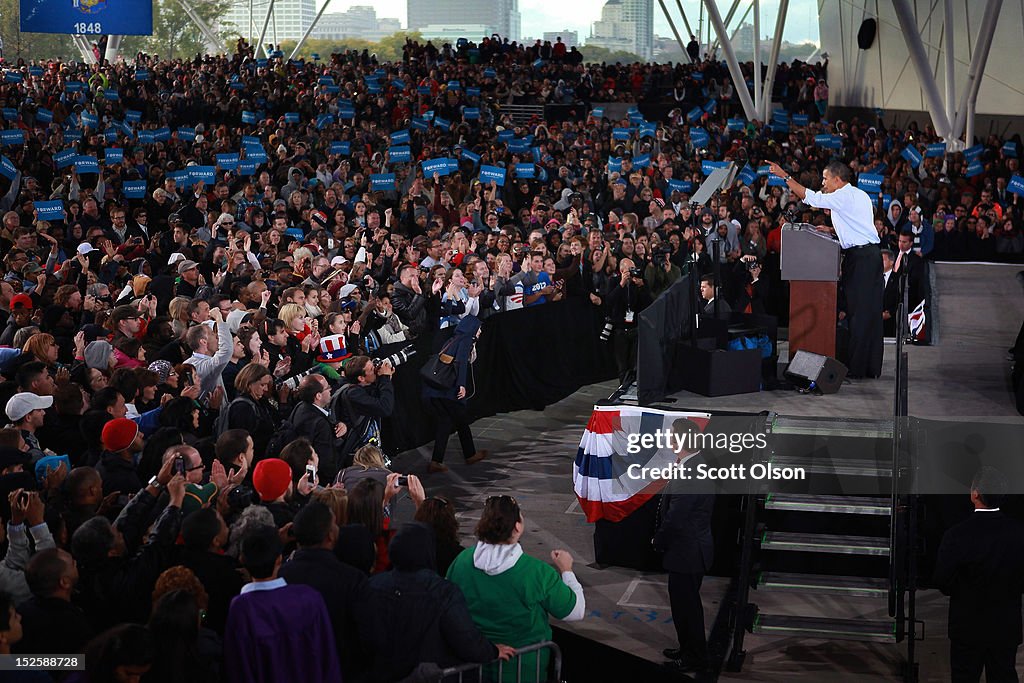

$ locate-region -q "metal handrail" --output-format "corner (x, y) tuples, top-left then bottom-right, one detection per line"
(888, 268), (909, 617)
(439, 640), (563, 683)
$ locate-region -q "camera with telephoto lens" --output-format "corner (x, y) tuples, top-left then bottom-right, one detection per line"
(629, 267), (644, 279)
(373, 344), (418, 370)
(279, 367), (315, 391)
(654, 245), (673, 264)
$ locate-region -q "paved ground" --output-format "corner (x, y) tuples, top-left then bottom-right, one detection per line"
(390, 263), (1024, 682)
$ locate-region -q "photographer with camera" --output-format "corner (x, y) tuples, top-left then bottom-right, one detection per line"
(607, 258), (652, 387)
(735, 256), (769, 315)
(330, 355), (396, 468)
(644, 245), (681, 300)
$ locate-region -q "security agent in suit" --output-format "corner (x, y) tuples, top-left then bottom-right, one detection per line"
(933, 467), (1024, 683)
(699, 275), (732, 318)
(653, 417), (714, 673)
(881, 249), (900, 336)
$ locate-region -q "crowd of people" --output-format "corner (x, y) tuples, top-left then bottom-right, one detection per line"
(0, 31), (1020, 681)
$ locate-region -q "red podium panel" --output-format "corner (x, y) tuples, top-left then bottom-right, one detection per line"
(788, 281), (837, 360)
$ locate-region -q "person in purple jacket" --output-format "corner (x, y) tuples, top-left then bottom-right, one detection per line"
(224, 524), (341, 683)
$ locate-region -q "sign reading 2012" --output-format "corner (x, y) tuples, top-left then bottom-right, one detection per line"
(20, 0), (154, 36)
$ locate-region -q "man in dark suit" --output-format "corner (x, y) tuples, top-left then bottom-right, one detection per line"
(654, 418), (715, 674)
(933, 467), (1024, 683)
(881, 249), (900, 336)
(699, 275), (732, 318)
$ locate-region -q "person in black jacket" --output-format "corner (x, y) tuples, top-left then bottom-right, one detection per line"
(654, 417), (715, 675)
(606, 257), (652, 386)
(290, 374), (347, 483)
(357, 522), (513, 682)
(15, 548), (95, 655)
(71, 461), (185, 630)
(392, 265), (430, 339)
(330, 355), (395, 468)
(177, 507), (244, 636)
(933, 467), (1024, 683)
(279, 502), (368, 679)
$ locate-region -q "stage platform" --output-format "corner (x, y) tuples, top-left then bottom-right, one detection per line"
(389, 263), (1024, 682)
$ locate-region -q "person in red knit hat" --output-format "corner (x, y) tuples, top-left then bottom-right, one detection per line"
(253, 457), (311, 527)
(96, 417), (144, 498)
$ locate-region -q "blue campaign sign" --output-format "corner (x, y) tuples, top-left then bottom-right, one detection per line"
(638, 122), (657, 139)
(337, 106), (356, 120)
(478, 165), (506, 186)
(858, 173), (884, 194)
(497, 129), (514, 142)
(628, 111), (645, 124)
(238, 161), (258, 176)
(460, 148), (481, 165)
(244, 144), (267, 162)
(80, 112), (98, 129)
(190, 166), (216, 184)
(54, 149), (76, 168)
(633, 154), (651, 169)
(216, 153), (239, 170)
(966, 159), (984, 178)
(417, 85), (431, 95)
(690, 128), (710, 148)
(103, 127), (117, 143)
(466, 87), (480, 97)
(122, 179), (146, 199)
(1, 130), (24, 146)
(65, 80), (84, 92)
(135, 69), (149, 81)
(124, 109), (142, 123)
(2, 108), (17, 122)
(772, 109), (790, 123)
(325, 85), (341, 95)
(687, 107), (703, 122)
(241, 111), (257, 124)
(390, 129), (410, 145)
(882, 194), (892, 210)
(727, 118), (745, 132)
(34, 200), (65, 220)
(612, 128), (632, 141)
(36, 108), (53, 124)
(607, 157), (622, 174)
(701, 160), (729, 176)
(284, 112), (300, 124)
(447, 80), (461, 90)
(925, 142), (947, 157)
(242, 135), (261, 146)
(434, 117), (451, 130)
(330, 141), (350, 155)
(422, 158), (452, 177)
(508, 139), (530, 154)
(4, 71), (23, 84)
(768, 174), (787, 187)
(0, 156), (17, 181)
(463, 108), (480, 120)
(514, 163), (535, 179)
(792, 114), (810, 127)
(703, 99), (717, 114)
(388, 146), (411, 163)
(391, 79), (406, 90)
(104, 88), (118, 100)
(446, 158), (459, 174)
(104, 147), (123, 164)
(316, 114), (334, 130)
(168, 170), (192, 188)
(177, 127), (196, 142)
(667, 179), (693, 195)
(738, 164), (757, 186)
(411, 118), (429, 131)
(772, 121), (790, 134)
(1004, 141), (1018, 158)
(1008, 175), (1024, 195)
(138, 130), (155, 144)
(20, 0), (154, 34)
(28, 66), (43, 77)
(153, 127), (171, 141)
(963, 144), (984, 161)
(370, 173), (395, 191)
(901, 145), (923, 168)
(590, 107), (604, 120)
(757, 165), (770, 177)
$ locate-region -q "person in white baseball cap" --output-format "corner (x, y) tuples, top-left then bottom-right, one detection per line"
(5, 392), (52, 461)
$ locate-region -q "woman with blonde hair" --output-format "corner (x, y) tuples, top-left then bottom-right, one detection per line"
(337, 444), (391, 488)
(22, 332), (60, 369)
(168, 296), (192, 338)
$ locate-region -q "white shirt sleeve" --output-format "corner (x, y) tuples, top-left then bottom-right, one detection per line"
(559, 570), (586, 622)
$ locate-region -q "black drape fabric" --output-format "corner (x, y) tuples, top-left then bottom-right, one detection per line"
(383, 299), (615, 452)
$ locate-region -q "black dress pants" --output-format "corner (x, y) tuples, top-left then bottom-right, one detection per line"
(429, 397), (476, 464)
(668, 571), (708, 664)
(840, 244), (884, 377)
(950, 639), (1018, 683)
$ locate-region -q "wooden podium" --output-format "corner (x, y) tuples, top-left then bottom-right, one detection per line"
(781, 223), (841, 360)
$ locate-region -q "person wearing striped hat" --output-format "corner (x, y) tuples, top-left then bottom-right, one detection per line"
(315, 334), (352, 387)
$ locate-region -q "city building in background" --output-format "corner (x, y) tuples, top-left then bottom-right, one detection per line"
(225, 0), (316, 43)
(407, 0), (521, 42)
(542, 31), (579, 49)
(587, 0), (652, 60)
(312, 5), (402, 42)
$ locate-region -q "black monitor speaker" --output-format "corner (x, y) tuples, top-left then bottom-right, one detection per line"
(785, 350), (847, 394)
(858, 18), (877, 50)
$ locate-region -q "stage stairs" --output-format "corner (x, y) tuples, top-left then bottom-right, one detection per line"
(727, 414), (920, 680)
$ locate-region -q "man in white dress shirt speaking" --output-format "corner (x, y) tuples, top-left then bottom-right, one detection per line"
(768, 161), (883, 379)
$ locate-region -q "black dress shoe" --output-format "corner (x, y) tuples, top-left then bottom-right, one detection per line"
(664, 658), (708, 674)
(663, 648), (683, 660)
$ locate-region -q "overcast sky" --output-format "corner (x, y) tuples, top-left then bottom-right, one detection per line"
(317, 0), (821, 45)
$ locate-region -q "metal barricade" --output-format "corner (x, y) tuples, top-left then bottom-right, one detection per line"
(438, 640), (563, 683)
